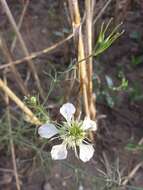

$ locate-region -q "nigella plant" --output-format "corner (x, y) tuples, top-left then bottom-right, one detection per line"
(38, 103), (97, 162)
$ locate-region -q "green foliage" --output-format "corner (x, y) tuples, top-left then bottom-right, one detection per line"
(94, 72), (129, 108)
(0, 111), (52, 171)
(93, 60), (143, 107)
(131, 55), (143, 66)
(113, 72), (128, 91)
(129, 83), (143, 102)
(94, 19), (124, 57)
(24, 96), (50, 123)
(126, 143), (143, 151)
(91, 20), (126, 108)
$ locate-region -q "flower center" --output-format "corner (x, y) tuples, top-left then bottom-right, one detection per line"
(69, 122), (84, 139)
(60, 121), (85, 148)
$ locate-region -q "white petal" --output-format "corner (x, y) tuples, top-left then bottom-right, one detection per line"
(60, 103), (76, 122)
(51, 144), (67, 160)
(82, 117), (97, 131)
(79, 143), (94, 162)
(38, 123), (58, 139)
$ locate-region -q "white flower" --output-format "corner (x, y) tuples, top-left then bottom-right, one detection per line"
(51, 144), (67, 160)
(82, 116), (97, 131)
(79, 143), (95, 162)
(60, 102), (76, 122)
(38, 103), (97, 162)
(38, 123), (58, 138)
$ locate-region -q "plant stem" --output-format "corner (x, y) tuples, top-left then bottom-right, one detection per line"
(0, 78), (41, 125)
(4, 76), (21, 190)
(85, 0), (96, 119)
(0, 0), (45, 99)
(68, 0), (90, 117)
(0, 32), (29, 96)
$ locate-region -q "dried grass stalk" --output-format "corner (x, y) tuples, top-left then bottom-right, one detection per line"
(122, 161), (143, 185)
(0, 34), (73, 70)
(11, 0), (29, 52)
(0, 78), (41, 125)
(4, 76), (21, 190)
(0, 33), (29, 96)
(85, 0), (96, 119)
(68, 0), (90, 117)
(0, 0), (44, 99)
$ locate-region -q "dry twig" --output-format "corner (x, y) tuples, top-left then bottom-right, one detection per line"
(85, 0), (96, 119)
(0, 34), (73, 70)
(68, 0), (90, 117)
(0, 0), (44, 99)
(0, 32), (29, 95)
(120, 136), (143, 185)
(138, 137), (143, 145)
(4, 76), (21, 190)
(11, 0), (29, 52)
(0, 78), (41, 125)
(93, 0), (113, 25)
(122, 161), (143, 185)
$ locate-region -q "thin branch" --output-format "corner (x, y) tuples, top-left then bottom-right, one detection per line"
(0, 0), (44, 99)
(8, 110), (21, 190)
(122, 161), (143, 185)
(93, 0), (113, 25)
(4, 76), (21, 190)
(138, 137), (143, 145)
(0, 32), (29, 96)
(0, 78), (41, 125)
(0, 168), (15, 173)
(68, 0), (90, 117)
(11, 0), (29, 52)
(0, 34), (73, 70)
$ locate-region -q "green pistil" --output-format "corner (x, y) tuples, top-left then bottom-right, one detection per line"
(60, 121), (85, 148)
(69, 122), (84, 140)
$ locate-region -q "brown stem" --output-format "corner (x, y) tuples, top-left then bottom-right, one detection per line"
(11, 0), (29, 52)
(78, 28), (90, 117)
(68, 0), (90, 117)
(0, 0), (44, 99)
(85, 0), (96, 119)
(122, 161), (143, 185)
(0, 78), (41, 125)
(4, 77), (21, 190)
(0, 34), (73, 70)
(0, 32), (29, 96)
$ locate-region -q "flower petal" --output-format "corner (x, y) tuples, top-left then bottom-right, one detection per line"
(79, 143), (94, 162)
(51, 144), (67, 160)
(60, 103), (76, 122)
(82, 117), (97, 131)
(38, 123), (58, 139)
